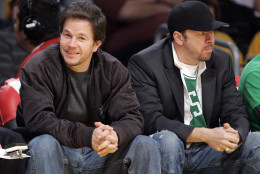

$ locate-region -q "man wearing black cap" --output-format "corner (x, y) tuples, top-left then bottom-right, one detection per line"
(128, 1), (260, 173)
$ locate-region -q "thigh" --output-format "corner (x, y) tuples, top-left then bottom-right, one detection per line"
(0, 127), (25, 146)
(185, 144), (232, 174)
(64, 144), (129, 174)
(185, 132), (260, 174)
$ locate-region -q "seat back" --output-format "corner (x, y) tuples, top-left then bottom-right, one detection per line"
(0, 78), (21, 128)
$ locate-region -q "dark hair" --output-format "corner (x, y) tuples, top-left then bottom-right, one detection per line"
(59, 1), (107, 43)
(17, 0), (60, 45)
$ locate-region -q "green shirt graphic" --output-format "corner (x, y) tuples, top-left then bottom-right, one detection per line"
(184, 74), (207, 128)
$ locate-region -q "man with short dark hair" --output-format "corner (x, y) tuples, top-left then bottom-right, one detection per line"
(18, 1), (161, 174)
(128, 1), (260, 173)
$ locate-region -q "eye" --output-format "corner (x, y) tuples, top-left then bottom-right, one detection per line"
(62, 33), (71, 38)
(79, 37), (85, 41)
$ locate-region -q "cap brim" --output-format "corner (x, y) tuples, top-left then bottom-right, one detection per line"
(212, 20), (229, 30)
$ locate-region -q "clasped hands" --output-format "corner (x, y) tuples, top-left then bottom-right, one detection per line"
(92, 122), (118, 157)
(207, 123), (241, 153)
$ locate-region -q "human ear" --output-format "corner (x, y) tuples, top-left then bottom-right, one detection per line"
(173, 31), (184, 45)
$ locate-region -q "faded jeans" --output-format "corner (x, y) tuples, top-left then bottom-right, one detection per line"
(152, 131), (260, 174)
(25, 134), (161, 174)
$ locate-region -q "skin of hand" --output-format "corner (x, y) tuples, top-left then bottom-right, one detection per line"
(187, 123), (241, 153)
(223, 123), (241, 153)
(204, 124), (240, 153)
(92, 122), (119, 157)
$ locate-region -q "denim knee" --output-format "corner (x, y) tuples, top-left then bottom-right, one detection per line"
(125, 135), (162, 174)
(245, 132), (260, 146)
(151, 130), (185, 174)
(131, 135), (160, 152)
(152, 130), (185, 152)
(26, 135), (71, 174)
(28, 134), (61, 154)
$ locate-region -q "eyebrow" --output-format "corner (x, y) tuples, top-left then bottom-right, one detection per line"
(63, 29), (88, 37)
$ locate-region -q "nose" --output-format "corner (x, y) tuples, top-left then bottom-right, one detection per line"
(206, 31), (214, 43)
(68, 37), (77, 48)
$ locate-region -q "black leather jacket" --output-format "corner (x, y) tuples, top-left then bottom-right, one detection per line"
(17, 43), (143, 148)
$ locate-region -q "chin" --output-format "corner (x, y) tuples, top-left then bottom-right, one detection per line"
(199, 56), (211, 61)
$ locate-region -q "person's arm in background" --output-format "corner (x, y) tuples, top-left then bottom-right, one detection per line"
(118, 0), (181, 21)
(255, 0), (260, 13)
(254, 106), (260, 121)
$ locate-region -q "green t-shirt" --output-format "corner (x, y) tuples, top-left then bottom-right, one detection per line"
(239, 54), (260, 131)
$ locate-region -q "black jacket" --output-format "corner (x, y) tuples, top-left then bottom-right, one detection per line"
(17, 43), (143, 148)
(128, 37), (250, 144)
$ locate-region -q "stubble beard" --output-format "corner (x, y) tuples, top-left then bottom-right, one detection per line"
(198, 54), (211, 62)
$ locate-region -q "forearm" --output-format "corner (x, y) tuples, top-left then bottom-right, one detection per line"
(111, 118), (143, 146)
(119, 0), (172, 21)
(187, 126), (241, 152)
(253, 105), (260, 122)
(255, 0), (260, 13)
(25, 112), (95, 148)
(186, 127), (209, 143)
(155, 116), (194, 142)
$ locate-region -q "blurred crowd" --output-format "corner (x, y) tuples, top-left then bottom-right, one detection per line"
(0, 0), (260, 84)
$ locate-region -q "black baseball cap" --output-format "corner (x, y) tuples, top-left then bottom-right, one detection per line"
(167, 1), (229, 35)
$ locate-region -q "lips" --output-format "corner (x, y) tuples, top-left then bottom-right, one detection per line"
(65, 50), (79, 55)
(204, 46), (213, 51)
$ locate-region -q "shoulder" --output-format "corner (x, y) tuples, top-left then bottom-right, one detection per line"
(21, 43), (64, 82)
(129, 37), (172, 69)
(211, 46), (231, 60)
(207, 47), (232, 68)
(95, 49), (127, 71)
(94, 49), (130, 81)
(242, 54), (260, 75)
(23, 43), (62, 73)
(240, 54), (260, 86)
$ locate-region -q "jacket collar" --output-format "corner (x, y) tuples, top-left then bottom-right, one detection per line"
(162, 37), (216, 122)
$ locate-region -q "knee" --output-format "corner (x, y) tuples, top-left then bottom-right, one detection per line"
(245, 132), (260, 145)
(131, 135), (160, 152)
(28, 134), (60, 153)
(151, 131), (184, 152)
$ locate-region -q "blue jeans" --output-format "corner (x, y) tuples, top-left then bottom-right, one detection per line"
(152, 131), (260, 174)
(25, 134), (161, 174)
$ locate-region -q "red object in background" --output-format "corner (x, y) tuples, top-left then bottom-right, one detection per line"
(0, 78), (21, 126)
(235, 76), (241, 87)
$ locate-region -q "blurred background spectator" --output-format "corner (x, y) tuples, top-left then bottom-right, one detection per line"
(0, 0), (13, 29)
(246, 0), (260, 61)
(219, 0), (260, 64)
(60, 0), (93, 11)
(0, 0), (28, 86)
(96, 0), (181, 66)
(1, 0), (260, 73)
